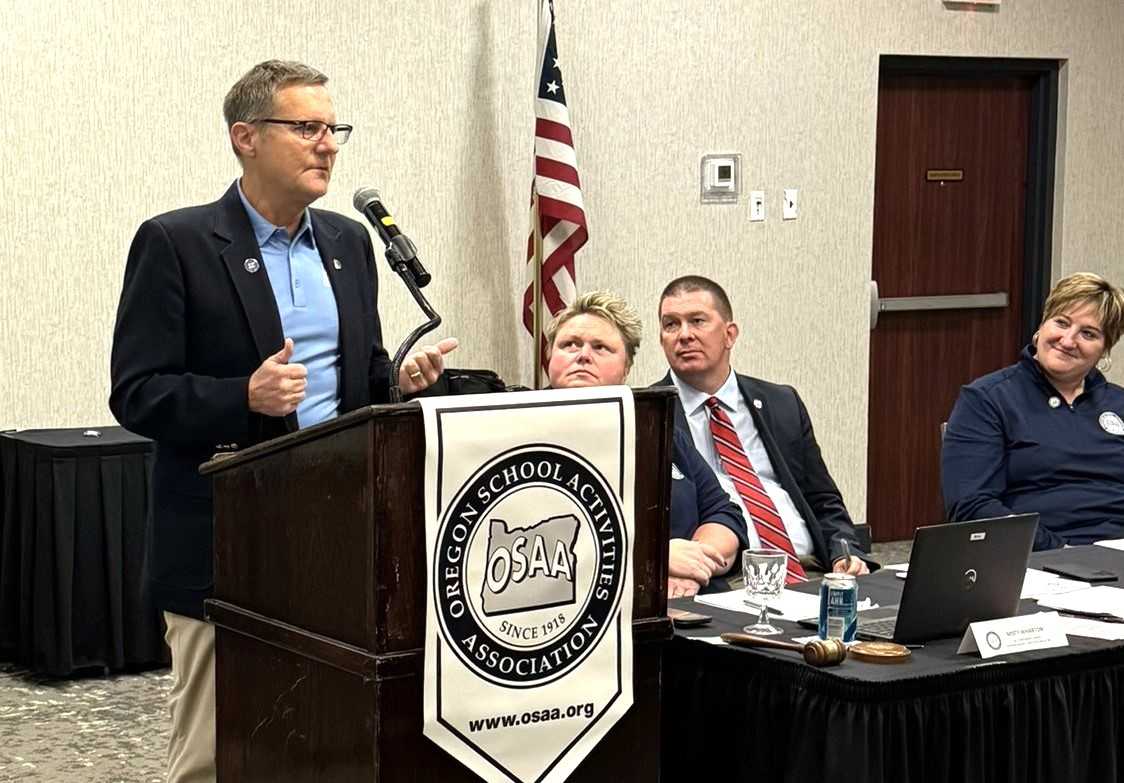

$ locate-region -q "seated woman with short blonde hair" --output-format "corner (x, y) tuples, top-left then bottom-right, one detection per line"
(942, 272), (1124, 549)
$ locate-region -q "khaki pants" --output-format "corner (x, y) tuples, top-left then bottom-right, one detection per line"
(163, 611), (216, 783)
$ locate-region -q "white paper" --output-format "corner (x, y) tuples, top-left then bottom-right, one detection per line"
(1057, 615), (1124, 641)
(1036, 585), (1124, 619)
(883, 563), (909, 572)
(1020, 568), (1089, 600)
(1094, 538), (1124, 552)
(957, 612), (1068, 659)
(694, 588), (821, 620)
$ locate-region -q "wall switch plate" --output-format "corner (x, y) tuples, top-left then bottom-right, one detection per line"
(783, 188), (799, 220)
(749, 191), (766, 222)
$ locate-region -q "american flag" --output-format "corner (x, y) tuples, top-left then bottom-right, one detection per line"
(523, 0), (587, 380)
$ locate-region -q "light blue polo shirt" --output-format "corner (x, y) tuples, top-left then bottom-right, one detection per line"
(237, 181), (340, 428)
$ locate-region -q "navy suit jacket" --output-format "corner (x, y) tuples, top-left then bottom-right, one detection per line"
(656, 372), (872, 569)
(110, 182), (392, 618)
(670, 428), (748, 592)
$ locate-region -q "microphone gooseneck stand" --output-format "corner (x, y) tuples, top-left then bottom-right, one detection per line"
(386, 243), (441, 403)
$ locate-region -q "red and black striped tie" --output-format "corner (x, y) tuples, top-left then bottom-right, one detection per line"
(705, 397), (807, 585)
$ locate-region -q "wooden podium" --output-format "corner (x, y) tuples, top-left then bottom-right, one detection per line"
(201, 389), (675, 782)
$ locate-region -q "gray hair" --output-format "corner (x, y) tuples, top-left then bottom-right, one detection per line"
(223, 60), (328, 156)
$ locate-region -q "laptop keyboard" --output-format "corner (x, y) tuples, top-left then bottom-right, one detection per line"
(858, 616), (898, 640)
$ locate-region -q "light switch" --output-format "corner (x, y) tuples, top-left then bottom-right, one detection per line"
(783, 188), (799, 220)
(749, 191), (766, 222)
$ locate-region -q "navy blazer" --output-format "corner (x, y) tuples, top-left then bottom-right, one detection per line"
(670, 428), (748, 593)
(670, 428), (749, 552)
(110, 182), (392, 618)
(656, 372), (871, 570)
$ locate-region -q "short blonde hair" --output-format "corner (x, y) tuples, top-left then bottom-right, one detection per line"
(1041, 272), (1124, 352)
(545, 291), (643, 369)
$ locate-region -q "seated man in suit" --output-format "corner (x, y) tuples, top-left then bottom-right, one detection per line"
(655, 275), (873, 586)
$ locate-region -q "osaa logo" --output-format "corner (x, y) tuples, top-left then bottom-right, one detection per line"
(433, 445), (628, 687)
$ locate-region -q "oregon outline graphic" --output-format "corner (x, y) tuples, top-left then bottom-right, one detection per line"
(433, 444), (628, 688)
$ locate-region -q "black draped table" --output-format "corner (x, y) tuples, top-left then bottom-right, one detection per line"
(663, 546), (1124, 783)
(0, 427), (167, 675)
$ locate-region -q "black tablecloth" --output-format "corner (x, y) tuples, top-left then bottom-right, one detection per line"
(663, 546), (1124, 783)
(0, 427), (167, 675)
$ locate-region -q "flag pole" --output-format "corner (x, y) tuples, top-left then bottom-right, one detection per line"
(531, 190), (545, 389)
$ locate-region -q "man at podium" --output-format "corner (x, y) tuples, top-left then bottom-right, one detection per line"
(109, 60), (454, 783)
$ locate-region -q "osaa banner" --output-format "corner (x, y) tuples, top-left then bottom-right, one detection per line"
(420, 387), (635, 783)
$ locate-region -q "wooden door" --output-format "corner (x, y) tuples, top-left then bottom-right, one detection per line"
(867, 72), (1034, 542)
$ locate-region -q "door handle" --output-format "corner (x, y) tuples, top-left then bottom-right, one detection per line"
(869, 284), (1008, 330)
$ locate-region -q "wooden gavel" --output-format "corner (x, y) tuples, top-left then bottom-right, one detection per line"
(720, 632), (847, 667)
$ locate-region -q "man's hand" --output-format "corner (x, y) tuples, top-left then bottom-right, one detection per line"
(249, 338), (307, 416)
(668, 576), (701, 599)
(669, 538), (727, 585)
(399, 337), (460, 394)
(832, 555), (870, 576)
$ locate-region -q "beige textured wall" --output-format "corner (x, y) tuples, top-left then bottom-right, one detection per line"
(2, 0), (1123, 522)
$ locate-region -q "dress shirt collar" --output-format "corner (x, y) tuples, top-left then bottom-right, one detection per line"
(236, 179), (316, 250)
(669, 368), (740, 416)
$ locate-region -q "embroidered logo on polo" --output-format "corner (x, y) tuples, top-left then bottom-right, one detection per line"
(1099, 411), (1124, 436)
(434, 445), (626, 687)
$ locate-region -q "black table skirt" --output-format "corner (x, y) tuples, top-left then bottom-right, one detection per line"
(0, 427), (168, 675)
(663, 547), (1124, 783)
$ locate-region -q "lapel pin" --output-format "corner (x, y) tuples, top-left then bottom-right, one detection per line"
(1048, 396), (1061, 408)
(244, 258), (260, 274)
(753, 399), (763, 409)
(333, 258), (342, 270)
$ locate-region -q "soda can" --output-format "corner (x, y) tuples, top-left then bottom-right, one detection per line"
(818, 573), (857, 642)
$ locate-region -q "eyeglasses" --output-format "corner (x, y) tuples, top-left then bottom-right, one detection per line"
(255, 119), (353, 145)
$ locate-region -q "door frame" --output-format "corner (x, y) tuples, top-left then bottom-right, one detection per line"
(878, 55), (1060, 341)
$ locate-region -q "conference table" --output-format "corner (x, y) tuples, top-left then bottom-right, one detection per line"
(663, 545), (1124, 783)
(0, 427), (167, 676)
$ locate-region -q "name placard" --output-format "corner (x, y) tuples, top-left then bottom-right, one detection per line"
(957, 612), (1068, 659)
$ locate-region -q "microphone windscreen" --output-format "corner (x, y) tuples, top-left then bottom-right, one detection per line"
(353, 187), (381, 212)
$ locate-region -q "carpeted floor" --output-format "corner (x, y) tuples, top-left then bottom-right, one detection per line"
(0, 662), (169, 782)
(0, 539), (911, 781)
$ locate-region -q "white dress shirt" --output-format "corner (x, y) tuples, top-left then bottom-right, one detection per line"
(670, 369), (814, 557)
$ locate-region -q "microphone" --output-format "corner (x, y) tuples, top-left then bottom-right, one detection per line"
(353, 187), (431, 287)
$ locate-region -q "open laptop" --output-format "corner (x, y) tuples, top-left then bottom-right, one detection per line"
(805, 514), (1039, 644)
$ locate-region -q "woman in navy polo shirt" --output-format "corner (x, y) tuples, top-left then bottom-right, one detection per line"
(942, 273), (1124, 549)
(545, 291), (748, 597)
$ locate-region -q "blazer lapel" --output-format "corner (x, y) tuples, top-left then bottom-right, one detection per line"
(214, 183), (284, 362)
(738, 373), (829, 564)
(311, 210), (364, 412)
(653, 372), (691, 431)
(737, 374), (788, 479)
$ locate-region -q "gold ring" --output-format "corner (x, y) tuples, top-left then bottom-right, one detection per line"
(409, 370), (423, 380)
